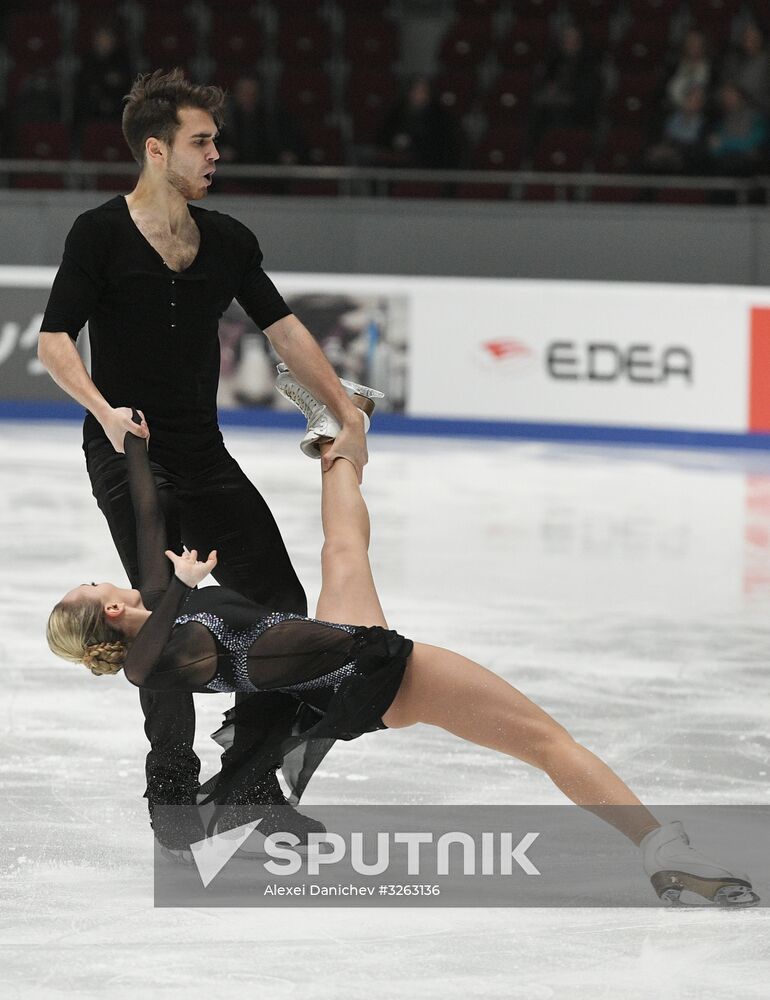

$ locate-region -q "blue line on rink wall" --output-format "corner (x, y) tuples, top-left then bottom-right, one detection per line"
(3, 399), (770, 451)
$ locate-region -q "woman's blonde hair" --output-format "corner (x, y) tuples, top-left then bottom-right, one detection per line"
(46, 597), (127, 676)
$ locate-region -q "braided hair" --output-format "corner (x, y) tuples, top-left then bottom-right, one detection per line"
(47, 597), (127, 676)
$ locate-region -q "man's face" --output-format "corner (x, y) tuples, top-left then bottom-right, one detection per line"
(164, 106), (220, 201)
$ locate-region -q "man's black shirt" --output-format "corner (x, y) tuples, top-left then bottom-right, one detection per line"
(41, 195), (292, 465)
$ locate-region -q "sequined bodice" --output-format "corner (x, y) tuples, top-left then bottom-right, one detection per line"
(173, 609), (360, 693)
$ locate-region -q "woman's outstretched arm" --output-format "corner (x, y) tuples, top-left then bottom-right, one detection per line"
(122, 423), (216, 686)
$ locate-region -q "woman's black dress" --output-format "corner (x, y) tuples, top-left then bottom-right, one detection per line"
(122, 433), (413, 804)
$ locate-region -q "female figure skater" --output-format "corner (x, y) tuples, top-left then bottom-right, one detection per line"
(46, 373), (758, 907)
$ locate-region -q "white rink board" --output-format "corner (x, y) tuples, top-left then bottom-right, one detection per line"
(4, 268), (770, 435)
(406, 278), (770, 432)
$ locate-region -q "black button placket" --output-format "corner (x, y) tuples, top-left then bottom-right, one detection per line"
(170, 273), (176, 329)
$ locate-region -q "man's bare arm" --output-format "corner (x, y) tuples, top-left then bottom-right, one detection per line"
(37, 331), (148, 452)
(264, 314), (368, 480)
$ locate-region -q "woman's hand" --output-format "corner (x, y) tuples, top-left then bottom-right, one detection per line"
(165, 548), (217, 588)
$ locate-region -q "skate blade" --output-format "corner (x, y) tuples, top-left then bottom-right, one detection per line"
(652, 871), (760, 907)
(340, 377), (385, 401)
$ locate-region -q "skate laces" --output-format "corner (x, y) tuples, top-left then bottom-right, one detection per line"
(278, 377), (324, 420)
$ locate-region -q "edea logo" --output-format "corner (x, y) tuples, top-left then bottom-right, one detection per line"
(476, 339), (535, 374)
(546, 342), (693, 384)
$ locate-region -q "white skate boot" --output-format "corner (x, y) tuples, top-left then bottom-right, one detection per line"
(275, 363), (384, 458)
(641, 821), (759, 906)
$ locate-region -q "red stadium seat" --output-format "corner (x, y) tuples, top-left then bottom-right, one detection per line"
(16, 121), (70, 159)
(74, 14), (132, 57)
(606, 85), (657, 129)
(335, 0), (388, 13)
(346, 69), (400, 142)
(627, 0), (678, 18)
(142, 13), (198, 67)
(276, 15), (332, 66)
(525, 129), (590, 200)
(517, 0), (560, 17)
(278, 69), (333, 123)
(482, 69), (536, 125)
(81, 122), (136, 192)
(209, 15), (264, 66)
(531, 128), (592, 171)
(438, 17), (495, 71)
(81, 121), (129, 162)
(343, 17), (399, 68)
(614, 24), (672, 69)
(496, 19), (552, 70)
(7, 13), (62, 69)
(567, 0), (612, 49)
(594, 128), (646, 172)
(434, 71), (478, 118)
(568, 0), (614, 18)
(458, 133), (519, 197)
(612, 70), (663, 103)
(455, 0), (503, 14)
(14, 122), (69, 190)
(472, 125), (527, 169)
(589, 129), (646, 201)
(305, 124), (345, 166)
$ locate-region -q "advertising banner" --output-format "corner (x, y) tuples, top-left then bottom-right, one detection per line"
(2, 267), (770, 439)
(408, 278), (770, 434)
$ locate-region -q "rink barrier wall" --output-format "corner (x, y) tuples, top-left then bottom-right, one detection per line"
(3, 267), (770, 450)
(4, 399), (770, 452)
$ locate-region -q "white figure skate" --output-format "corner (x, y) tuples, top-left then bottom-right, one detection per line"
(275, 363), (384, 458)
(641, 821), (759, 906)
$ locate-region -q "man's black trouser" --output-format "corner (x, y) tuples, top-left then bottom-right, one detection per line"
(84, 436), (307, 809)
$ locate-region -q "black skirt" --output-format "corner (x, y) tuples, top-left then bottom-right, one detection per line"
(197, 626), (413, 807)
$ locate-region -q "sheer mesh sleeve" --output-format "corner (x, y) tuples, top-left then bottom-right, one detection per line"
(124, 430), (172, 609)
(122, 429), (195, 688)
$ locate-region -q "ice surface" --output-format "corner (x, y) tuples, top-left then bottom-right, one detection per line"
(1, 422), (768, 999)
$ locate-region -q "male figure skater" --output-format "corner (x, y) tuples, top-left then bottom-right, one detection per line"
(38, 69), (366, 851)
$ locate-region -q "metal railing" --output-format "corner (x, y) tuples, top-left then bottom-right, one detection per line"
(0, 159), (765, 202)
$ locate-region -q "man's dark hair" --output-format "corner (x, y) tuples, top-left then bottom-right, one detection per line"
(122, 68), (225, 165)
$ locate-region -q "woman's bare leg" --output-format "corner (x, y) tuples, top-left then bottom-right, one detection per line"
(311, 447), (658, 845)
(383, 642), (660, 845)
(314, 443), (388, 628)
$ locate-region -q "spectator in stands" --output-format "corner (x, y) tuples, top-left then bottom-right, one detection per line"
(707, 82), (767, 175)
(219, 76), (307, 166)
(530, 25), (601, 136)
(74, 24), (133, 131)
(376, 75), (461, 169)
(720, 23), (770, 115)
(644, 84), (708, 174)
(666, 29), (712, 111)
